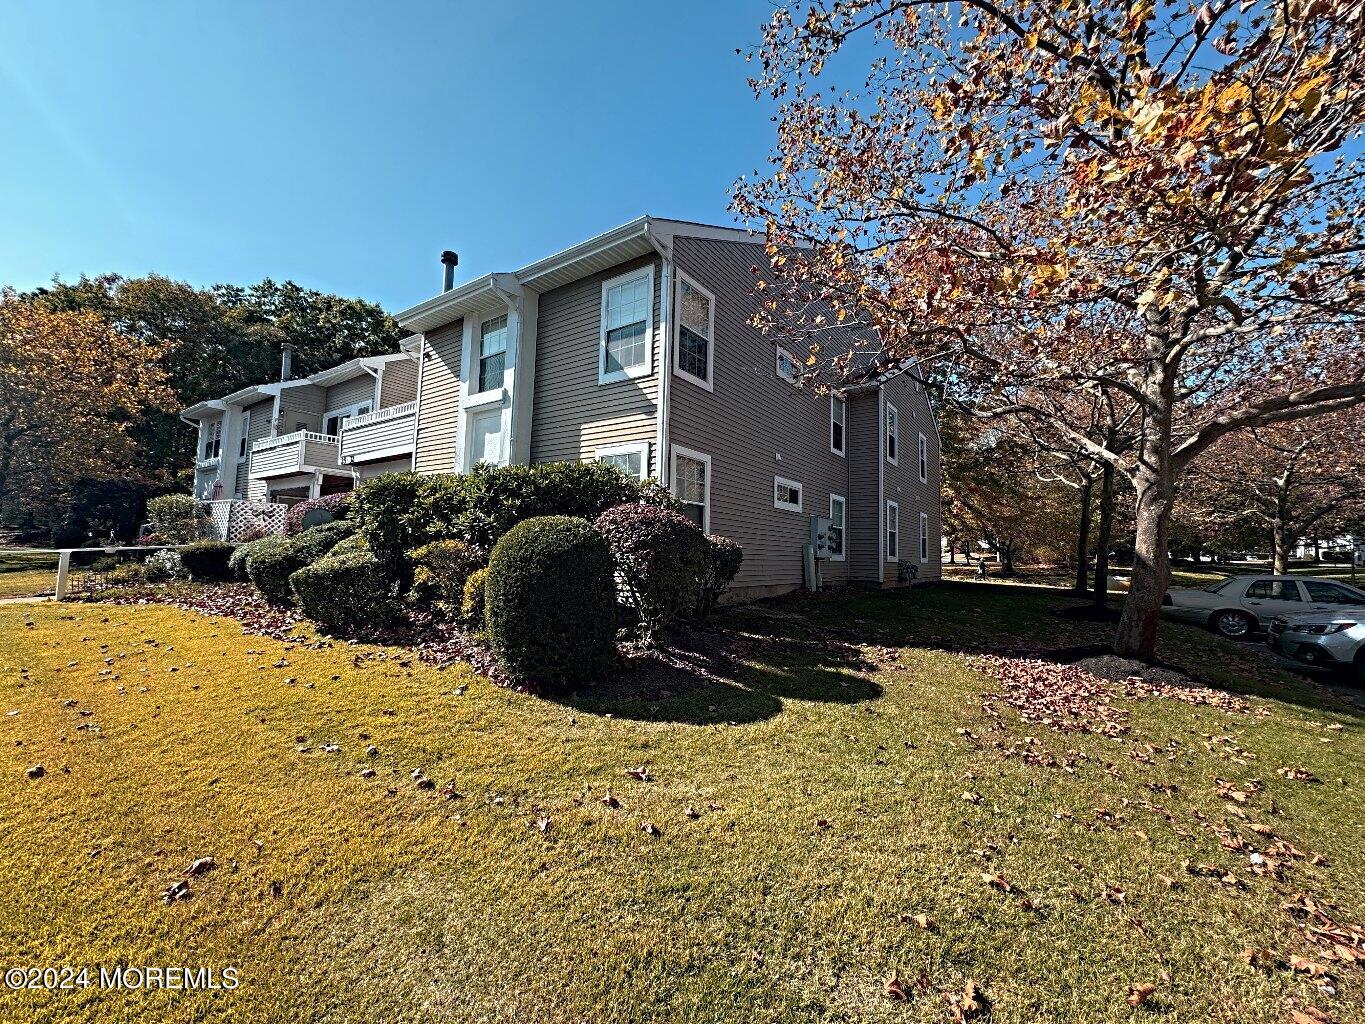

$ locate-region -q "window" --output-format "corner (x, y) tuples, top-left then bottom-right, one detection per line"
(670, 446), (710, 532)
(775, 345), (799, 384)
(596, 442), (650, 481)
(324, 402), (371, 437)
(600, 267), (653, 383)
(831, 396), (845, 456)
(239, 411), (251, 458)
(829, 494), (846, 561)
(920, 512), (929, 562)
(1245, 580), (1301, 601)
(773, 476), (803, 512)
(918, 432), (928, 482)
(477, 314), (509, 394)
(202, 420), (222, 459)
(886, 403), (899, 464)
(674, 273), (714, 389)
(886, 500), (899, 561)
(1302, 581), (1365, 605)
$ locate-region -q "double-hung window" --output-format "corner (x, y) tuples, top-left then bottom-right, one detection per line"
(920, 513), (930, 562)
(596, 442), (650, 481)
(477, 314), (508, 394)
(670, 446), (710, 532)
(886, 500), (899, 561)
(203, 420), (222, 459)
(773, 476), (803, 513)
(324, 402), (371, 437)
(918, 432), (928, 482)
(886, 403), (899, 464)
(831, 396), (845, 456)
(239, 411), (251, 458)
(600, 267), (653, 383)
(829, 494), (846, 561)
(675, 273), (714, 389)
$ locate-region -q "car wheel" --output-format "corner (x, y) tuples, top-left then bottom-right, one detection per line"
(1211, 610), (1254, 639)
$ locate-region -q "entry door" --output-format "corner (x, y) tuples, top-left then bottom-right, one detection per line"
(467, 409), (503, 468)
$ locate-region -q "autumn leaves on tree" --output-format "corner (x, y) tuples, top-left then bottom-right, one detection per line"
(735, 0), (1365, 657)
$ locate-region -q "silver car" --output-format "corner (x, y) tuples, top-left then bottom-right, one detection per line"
(1267, 613), (1365, 682)
(1161, 575), (1365, 639)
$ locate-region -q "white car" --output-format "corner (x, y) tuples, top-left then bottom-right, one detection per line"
(1162, 575), (1365, 639)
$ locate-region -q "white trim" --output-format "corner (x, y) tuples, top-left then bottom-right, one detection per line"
(829, 493), (846, 562)
(918, 431), (928, 482)
(323, 401), (372, 437)
(598, 265), (655, 385)
(670, 445), (711, 534)
(877, 389), (886, 584)
(886, 500), (900, 562)
(472, 311), (511, 396)
(886, 402), (900, 465)
(595, 441), (651, 481)
(830, 394), (846, 457)
(672, 270), (715, 391)
(655, 254), (673, 482)
(775, 345), (799, 385)
(919, 512), (930, 563)
(773, 475), (803, 513)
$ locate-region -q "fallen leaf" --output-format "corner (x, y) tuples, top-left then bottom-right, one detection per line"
(1126, 982), (1157, 1007)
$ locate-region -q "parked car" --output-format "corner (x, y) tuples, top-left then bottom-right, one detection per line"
(1162, 575), (1365, 639)
(1267, 613), (1365, 682)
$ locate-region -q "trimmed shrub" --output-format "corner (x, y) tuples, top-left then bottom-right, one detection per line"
(484, 516), (616, 689)
(462, 566), (489, 628)
(105, 562), (147, 586)
(410, 539), (483, 611)
(146, 495), (205, 543)
(284, 493), (352, 536)
(229, 534), (288, 580)
(594, 503), (711, 641)
(697, 536), (744, 617)
(143, 548), (185, 582)
(178, 540), (234, 581)
(247, 521), (354, 604)
(350, 472), (430, 584)
(290, 549), (400, 629)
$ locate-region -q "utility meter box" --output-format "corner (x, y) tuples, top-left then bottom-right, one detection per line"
(810, 516), (835, 559)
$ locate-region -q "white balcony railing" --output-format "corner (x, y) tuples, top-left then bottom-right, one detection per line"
(339, 402), (416, 465)
(250, 430), (343, 478)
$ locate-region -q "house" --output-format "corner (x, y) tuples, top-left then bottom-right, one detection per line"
(397, 216), (942, 599)
(179, 348), (419, 508)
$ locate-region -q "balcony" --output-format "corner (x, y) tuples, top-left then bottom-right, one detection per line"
(250, 431), (343, 479)
(338, 401), (416, 465)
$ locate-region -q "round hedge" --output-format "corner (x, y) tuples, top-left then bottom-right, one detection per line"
(484, 516), (616, 689)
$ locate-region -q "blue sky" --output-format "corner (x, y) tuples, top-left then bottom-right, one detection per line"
(0, 0), (775, 313)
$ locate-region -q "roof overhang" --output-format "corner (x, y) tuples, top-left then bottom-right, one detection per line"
(179, 399), (226, 420)
(219, 384), (280, 407)
(397, 273), (519, 333)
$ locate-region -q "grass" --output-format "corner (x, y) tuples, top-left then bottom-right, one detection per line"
(0, 551), (57, 599)
(1, 583), (1361, 1023)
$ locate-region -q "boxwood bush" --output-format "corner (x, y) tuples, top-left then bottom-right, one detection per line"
(246, 521), (354, 604)
(229, 534), (287, 580)
(594, 503), (710, 642)
(178, 540), (234, 581)
(484, 516), (616, 689)
(697, 535), (744, 618)
(290, 549), (400, 629)
(410, 539), (483, 612)
(461, 565), (489, 628)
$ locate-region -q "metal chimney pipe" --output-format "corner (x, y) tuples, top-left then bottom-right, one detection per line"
(280, 341), (296, 381)
(440, 250), (459, 292)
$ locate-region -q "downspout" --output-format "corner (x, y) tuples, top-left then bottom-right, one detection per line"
(411, 336), (427, 473)
(646, 223), (673, 485)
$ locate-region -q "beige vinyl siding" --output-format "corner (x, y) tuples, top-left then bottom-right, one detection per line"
(237, 398), (275, 498)
(355, 455), (412, 480)
(414, 320), (464, 474)
(529, 255), (660, 475)
(324, 374), (376, 413)
(379, 357), (418, 408)
(278, 384), (324, 434)
(846, 392), (882, 582)
(880, 372), (942, 581)
(668, 236), (851, 591)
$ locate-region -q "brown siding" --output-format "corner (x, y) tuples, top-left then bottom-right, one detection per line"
(880, 372), (942, 582)
(379, 357), (418, 408)
(278, 384), (324, 434)
(668, 236), (851, 591)
(414, 320), (463, 474)
(324, 373), (376, 413)
(529, 255), (660, 475)
(846, 392), (882, 582)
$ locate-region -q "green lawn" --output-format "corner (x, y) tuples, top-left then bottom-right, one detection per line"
(1, 583), (1361, 1023)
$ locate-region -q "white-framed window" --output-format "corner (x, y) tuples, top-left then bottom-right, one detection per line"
(324, 401), (372, 437)
(886, 500), (899, 562)
(918, 432), (928, 482)
(670, 446), (710, 532)
(830, 395), (845, 456)
(203, 420), (222, 459)
(775, 345), (799, 384)
(477, 314), (509, 394)
(829, 494), (846, 561)
(600, 266), (654, 384)
(886, 402), (899, 465)
(239, 410), (251, 457)
(773, 476), (803, 513)
(920, 512), (930, 562)
(596, 441), (650, 481)
(674, 272), (714, 390)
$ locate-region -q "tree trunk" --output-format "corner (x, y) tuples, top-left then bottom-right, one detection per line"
(1114, 411), (1175, 660)
(1272, 483), (1291, 575)
(1092, 463), (1115, 609)
(1074, 478), (1093, 593)
(999, 545), (1016, 576)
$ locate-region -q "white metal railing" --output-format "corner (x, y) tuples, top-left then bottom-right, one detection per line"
(343, 401), (416, 430)
(195, 456), (221, 470)
(252, 430), (340, 453)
